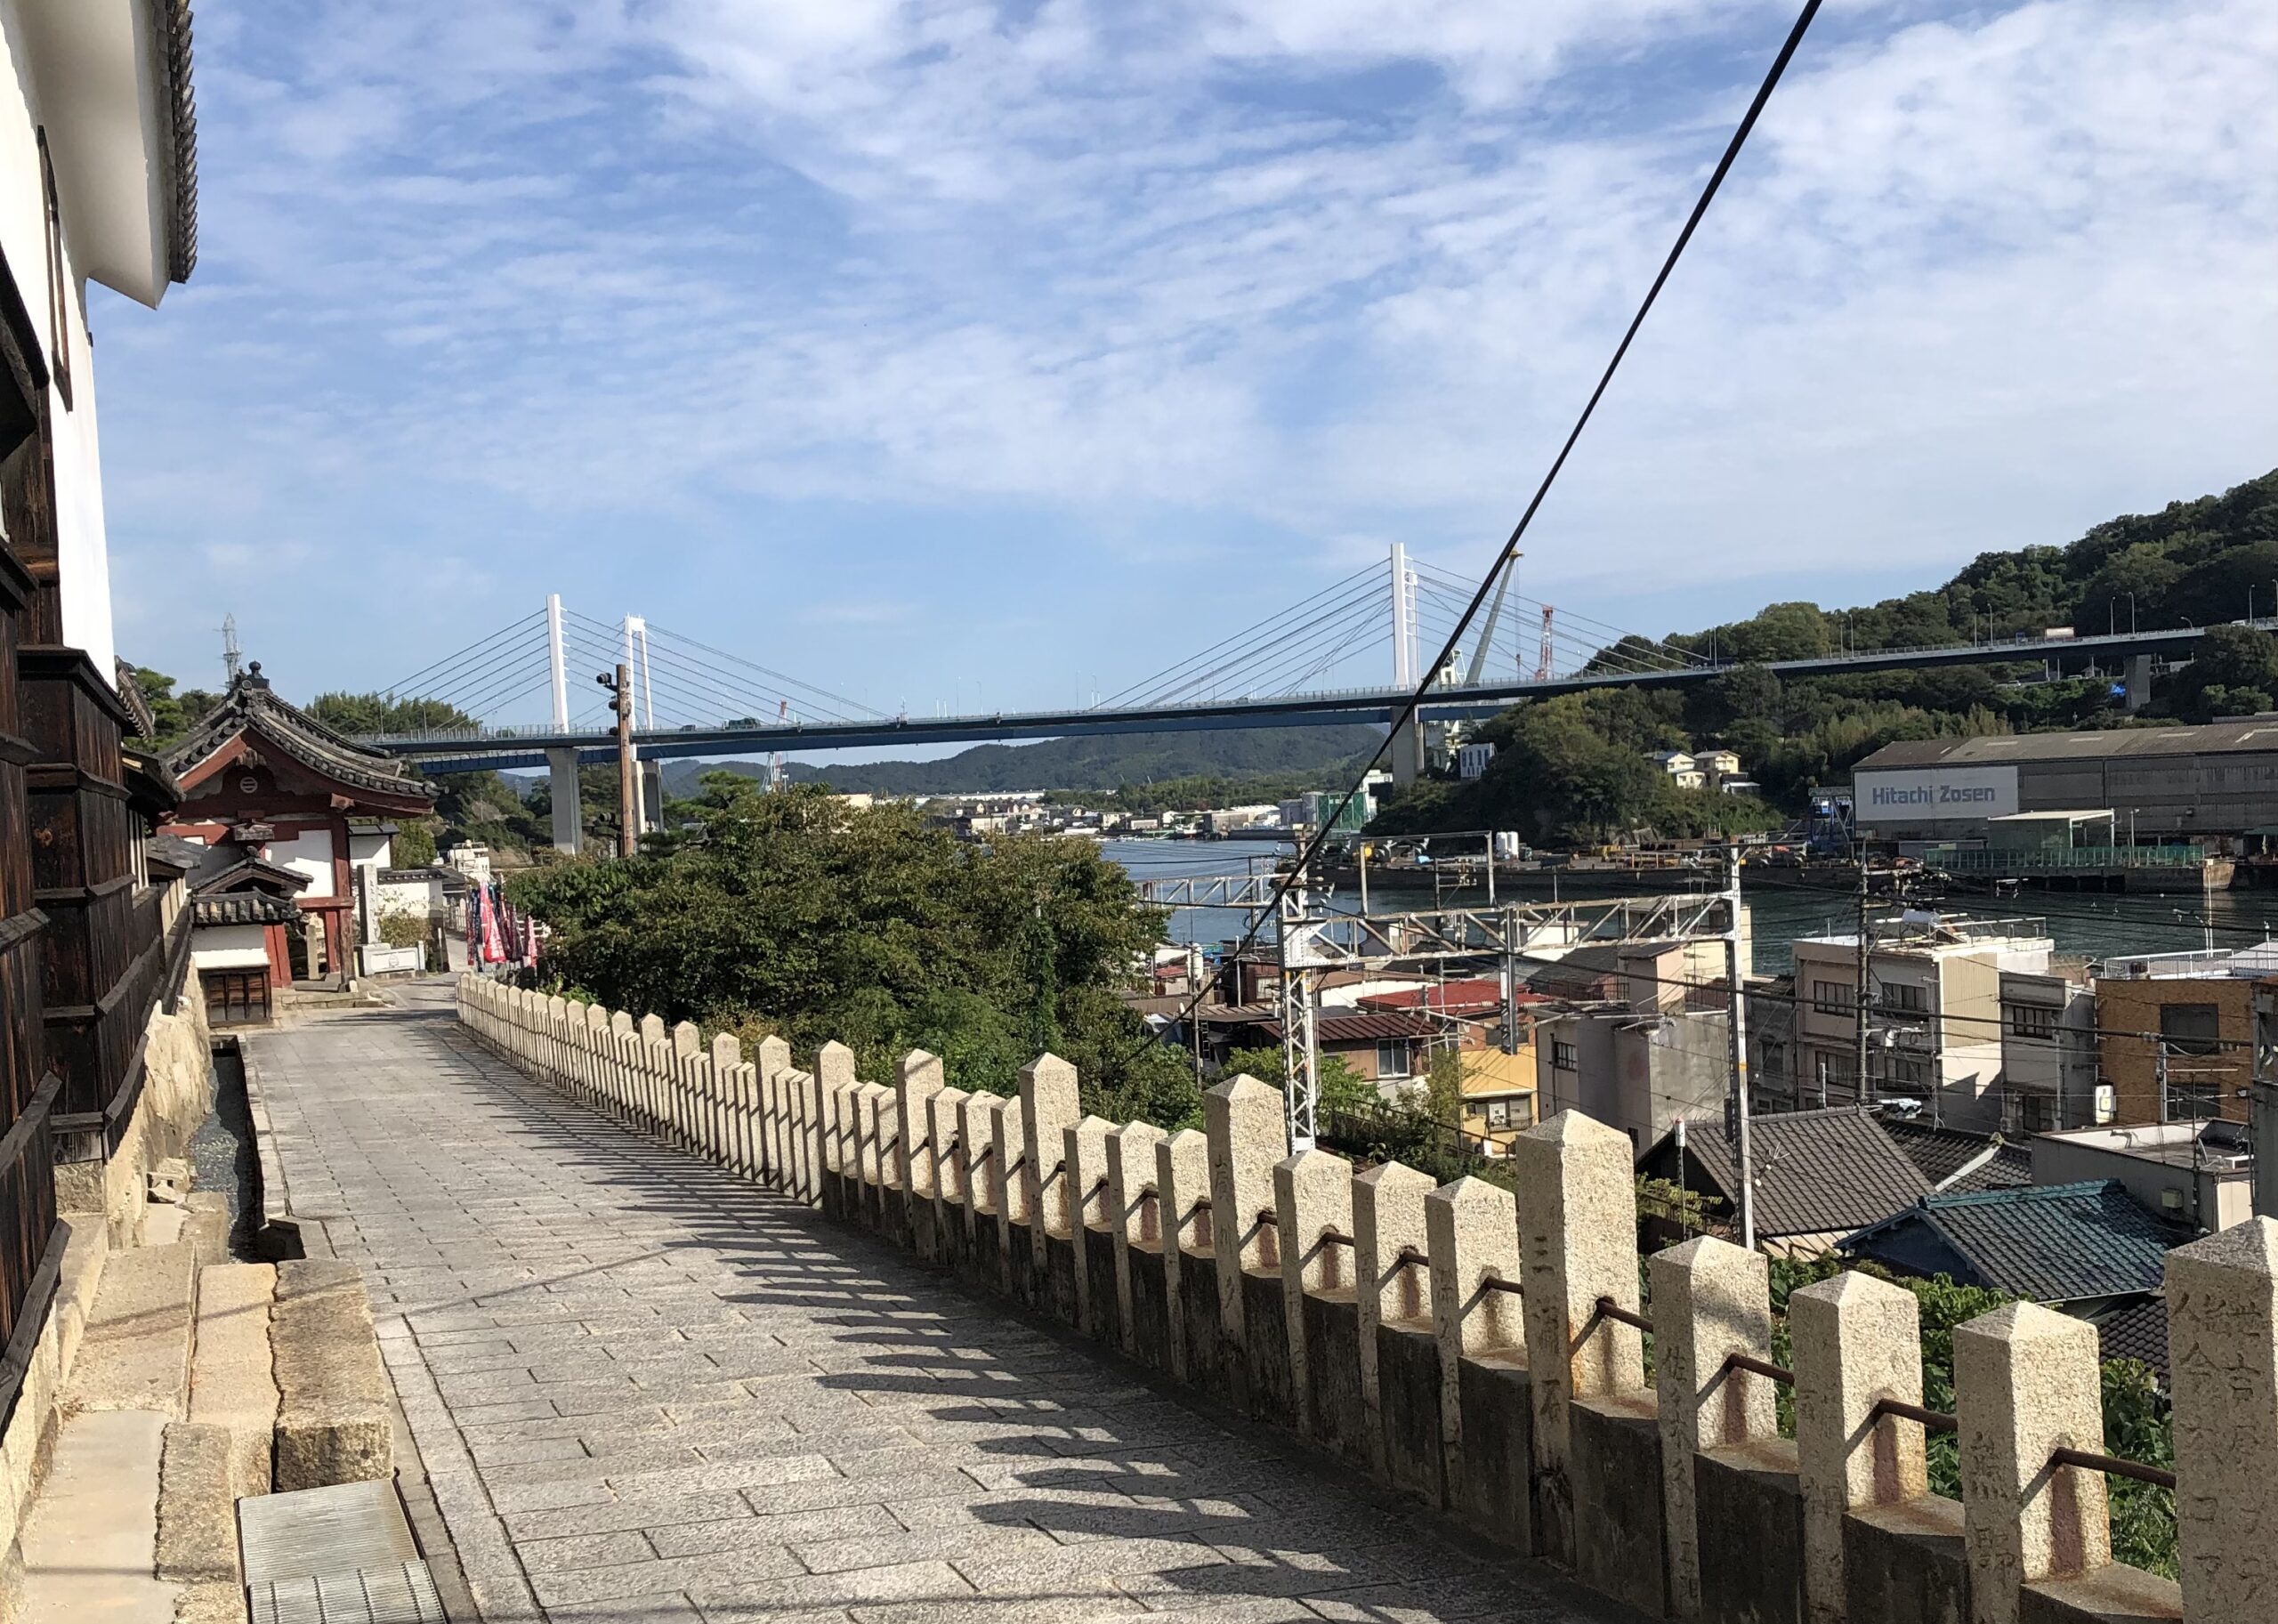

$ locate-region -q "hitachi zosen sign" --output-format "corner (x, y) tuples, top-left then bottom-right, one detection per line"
(1854, 764), (2019, 822)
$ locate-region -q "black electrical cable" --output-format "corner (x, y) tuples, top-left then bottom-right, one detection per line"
(1138, 0), (1826, 1083)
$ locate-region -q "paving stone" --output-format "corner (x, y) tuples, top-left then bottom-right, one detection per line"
(247, 990), (1621, 1624)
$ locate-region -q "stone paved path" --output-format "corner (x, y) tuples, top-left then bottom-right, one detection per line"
(251, 988), (1635, 1624)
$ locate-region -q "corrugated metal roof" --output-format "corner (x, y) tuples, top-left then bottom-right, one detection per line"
(1856, 718), (2278, 771)
(1841, 1180), (2172, 1304)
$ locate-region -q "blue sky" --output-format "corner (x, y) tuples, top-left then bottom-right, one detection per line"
(88, 1), (2278, 734)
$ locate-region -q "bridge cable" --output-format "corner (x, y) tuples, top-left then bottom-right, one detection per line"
(1132, 0), (1824, 1083)
(392, 626), (553, 713)
(1143, 583), (1392, 705)
(415, 631), (557, 719)
(1095, 563), (1382, 709)
(383, 610), (547, 696)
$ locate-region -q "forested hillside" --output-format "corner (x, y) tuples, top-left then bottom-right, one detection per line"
(1376, 467), (2278, 844)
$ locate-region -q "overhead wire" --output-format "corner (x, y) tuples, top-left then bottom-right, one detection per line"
(1138, 0), (1828, 1094)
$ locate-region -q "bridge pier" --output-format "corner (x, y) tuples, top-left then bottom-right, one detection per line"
(1391, 715), (1426, 786)
(2124, 652), (2153, 712)
(546, 747), (583, 853)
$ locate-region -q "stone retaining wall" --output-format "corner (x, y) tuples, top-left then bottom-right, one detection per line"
(461, 975), (2254, 1624)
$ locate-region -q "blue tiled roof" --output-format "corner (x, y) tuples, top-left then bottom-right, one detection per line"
(1838, 1180), (2173, 1304)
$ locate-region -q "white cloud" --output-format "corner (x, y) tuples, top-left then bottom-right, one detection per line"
(94, 0), (2278, 701)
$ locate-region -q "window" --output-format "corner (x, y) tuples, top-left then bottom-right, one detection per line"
(2007, 1002), (2056, 1040)
(1887, 1055), (1931, 1088)
(1757, 1039), (1787, 1079)
(1550, 1039), (1577, 1071)
(1375, 1038), (1413, 1079)
(204, 970), (270, 1027)
(1814, 1052), (1858, 1088)
(2160, 1003), (2222, 1057)
(1811, 980), (1855, 1015)
(1486, 1099), (1512, 1128)
(1881, 982), (1927, 1016)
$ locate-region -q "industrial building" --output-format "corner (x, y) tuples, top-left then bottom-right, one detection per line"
(1850, 719), (2278, 842)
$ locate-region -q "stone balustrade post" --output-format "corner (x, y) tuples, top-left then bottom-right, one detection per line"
(582, 1005), (610, 1110)
(1275, 1147), (1359, 1456)
(1066, 1115), (1117, 1340)
(1157, 1127), (1212, 1386)
(856, 1083), (891, 1230)
(958, 1092), (1001, 1278)
(1206, 1074), (1283, 1414)
(545, 996), (568, 1084)
(637, 1014), (668, 1138)
(1426, 1176), (1523, 1539)
(794, 1065), (825, 1206)
(670, 1021), (702, 1152)
(1953, 1302), (2110, 1624)
(610, 1012), (635, 1126)
(825, 1073), (861, 1216)
(816, 1042), (855, 1213)
(930, 1086), (971, 1263)
(1792, 1271), (1928, 1624)
(708, 1034), (741, 1168)
(1355, 1160), (1436, 1492)
(756, 1035), (791, 1186)
(1021, 1056), (1081, 1311)
(2167, 1216), (2278, 1623)
(989, 1095), (1027, 1296)
(1649, 1236), (1778, 1620)
(1107, 1121), (1167, 1360)
(1512, 1110), (1644, 1567)
(898, 1051), (946, 1260)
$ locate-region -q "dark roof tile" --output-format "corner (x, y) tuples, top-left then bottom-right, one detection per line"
(1652, 1108), (1933, 1239)
(1841, 1181), (2172, 1303)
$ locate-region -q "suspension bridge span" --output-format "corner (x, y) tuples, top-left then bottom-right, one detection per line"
(356, 544), (2201, 844)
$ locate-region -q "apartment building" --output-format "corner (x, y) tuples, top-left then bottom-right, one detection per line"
(1537, 940), (1738, 1151)
(2092, 945), (2275, 1125)
(1789, 915), (2055, 1132)
(1996, 965), (2101, 1132)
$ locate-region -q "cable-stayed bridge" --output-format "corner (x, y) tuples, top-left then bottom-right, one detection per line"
(357, 544), (2202, 794)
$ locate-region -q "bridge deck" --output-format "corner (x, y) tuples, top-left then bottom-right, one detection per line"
(250, 988), (1630, 1623)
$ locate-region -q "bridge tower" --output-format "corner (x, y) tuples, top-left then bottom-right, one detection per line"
(1388, 543), (1426, 784)
(544, 594), (582, 854)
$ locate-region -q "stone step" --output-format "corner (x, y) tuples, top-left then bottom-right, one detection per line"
(188, 1261), (279, 1499)
(66, 1241), (199, 1418)
(18, 1410), (175, 1624)
(271, 1260), (392, 1491)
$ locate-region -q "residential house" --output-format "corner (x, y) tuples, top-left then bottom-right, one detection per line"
(1789, 914), (2055, 1129)
(1635, 1107), (1934, 1256)
(2031, 1119), (2255, 1237)
(2092, 946), (2267, 1125)
(1694, 747), (1742, 788)
(1199, 1007), (1464, 1096)
(1649, 750), (1705, 790)
(1456, 1046), (1537, 1150)
(1838, 1182), (2176, 1370)
(1533, 938), (1750, 1151)
(1879, 1119), (2033, 1195)
(1998, 964), (2101, 1132)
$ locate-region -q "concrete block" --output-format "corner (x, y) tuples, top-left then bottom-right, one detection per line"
(68, 1240), (198, 1418)
(1794, 1271), (1930, 1624)
(1425, 1177), (1522, 1522)
(1106, 1121), (1167, 1359)
(1125, 1243), (1173, 1373)
(189, 1261), (279, 1498)
(1240, 1265), (1294, 1428)
(1020, 1054), (1081, 1270)
(156, 1421), (238, 1583)
(1039, 1234), (1081, 1329)
(1511, 1110), (1644, 1567)
(1299, 1291), (1369, 1471)
(1064, 1115), (1116, 1335)
(1205, 1074), (1282, 1394)
(1175, 1249), (1227, 1402)
(1651, 1234), (1778, 1619)
(1454, 1353), (1531, 1548)
(2018, 1565), (2181, 1623)
(1954, 1303), (2110, 1624)
(931, 1086), (972, 1272)
(2164, 1216), (2278, 1624)
(957, 1092), (1003, 1289)
(990, 1094), (1029, 1298)
(1272, 1147), (1353, 1443)
(1081, 1215), (1121, 1349)
(1699, 1439), (1807, 1624)
(1156, 1127), (1210, 1386)
(816, 1042), (857, 1216)
(898, 1050), (945, 1262)
(1845, 1495), (1970, 1624)
(1572, 1393), (1668, 1617)
(271, 1259), (392, 1491)
(1353, 1159), (1434, 1479)
(757, 1034), (792, 1185)
(1377, 1321), (1446, 1507)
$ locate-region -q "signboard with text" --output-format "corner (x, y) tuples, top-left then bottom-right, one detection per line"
(1853, 764), (2019, 823)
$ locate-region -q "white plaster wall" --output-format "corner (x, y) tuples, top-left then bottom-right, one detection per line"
(269, 828), (337, 899)
(191, 923), (268, 970)
(0, 2), (117, 673)
(348, 829), (394, 870)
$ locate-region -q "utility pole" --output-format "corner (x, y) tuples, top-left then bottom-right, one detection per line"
(598, 664), (636, 858)
(1188, 942), (1206, 1095)
(1852, 858), (1874, 1108)
(1725, 847), (1755, 1248)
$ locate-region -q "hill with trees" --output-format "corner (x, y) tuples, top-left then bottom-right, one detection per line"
(1376, 466), (2278, 844)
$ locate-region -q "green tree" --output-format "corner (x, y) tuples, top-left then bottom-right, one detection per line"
(1221, 1045), (1376, 1116)
(125, 667), (221, 747)
(391, 821), (438, 869)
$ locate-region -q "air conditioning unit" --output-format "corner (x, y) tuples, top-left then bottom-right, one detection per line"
(2161, 1188), (2185, 1215)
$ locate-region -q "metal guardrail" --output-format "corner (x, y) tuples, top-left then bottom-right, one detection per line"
(1924, 844), (2215, 874)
